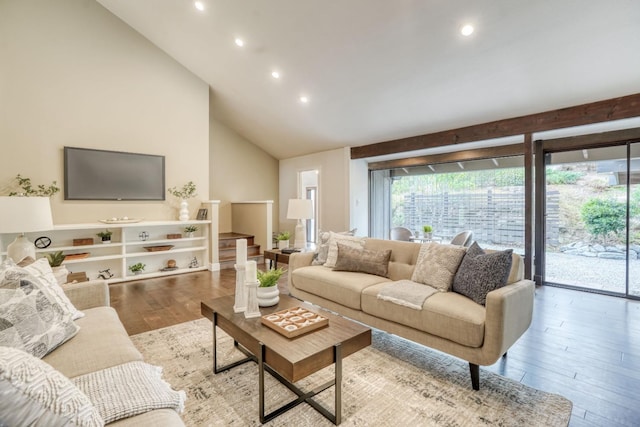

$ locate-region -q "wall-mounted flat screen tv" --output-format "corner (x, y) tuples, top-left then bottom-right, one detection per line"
(64, 147), (165, 201)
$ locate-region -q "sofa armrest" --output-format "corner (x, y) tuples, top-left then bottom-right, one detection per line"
(289, 251), (315, 271)
(63, 280), (110, 310)
(483, 279), (535, 362)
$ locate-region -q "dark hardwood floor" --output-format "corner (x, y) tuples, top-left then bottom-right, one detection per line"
(110, 271), (640, 427)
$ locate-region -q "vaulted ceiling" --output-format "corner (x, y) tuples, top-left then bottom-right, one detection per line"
(97, 0), (640, 160)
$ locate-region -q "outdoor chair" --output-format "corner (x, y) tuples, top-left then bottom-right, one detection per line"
(391, 227), (413, 241)
(451, 230), (473, 247)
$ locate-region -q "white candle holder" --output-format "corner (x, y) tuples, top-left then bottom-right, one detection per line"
(244, 279), (261, 318)
(233, 264), (247, 313)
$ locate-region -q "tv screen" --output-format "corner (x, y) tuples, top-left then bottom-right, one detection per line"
(64, 147), (165, 201)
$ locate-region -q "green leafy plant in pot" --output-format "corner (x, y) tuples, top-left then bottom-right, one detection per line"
(256, 267), (286, 307)
(46, 251), (68, 285)
(128, 262), (146, 275)
(184, 225), (198, 238)
(276, 231), (290, 249)
(422, 225), (433, 240)
(96, 230), (113, 243)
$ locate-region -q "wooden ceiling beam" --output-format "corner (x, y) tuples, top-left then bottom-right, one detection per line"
(351, 93), (640, 159)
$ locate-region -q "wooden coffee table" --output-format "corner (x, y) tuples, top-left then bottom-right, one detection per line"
(201, 294), (371, 425)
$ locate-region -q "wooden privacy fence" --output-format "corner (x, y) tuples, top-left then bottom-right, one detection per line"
(402, 189), (559, 246)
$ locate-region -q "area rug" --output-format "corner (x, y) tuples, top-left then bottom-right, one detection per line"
(131, 318), (572, 426)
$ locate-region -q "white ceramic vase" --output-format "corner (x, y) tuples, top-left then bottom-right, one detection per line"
(179, 199), (189, 221)
(52, 265), (69, 286)
(256, 286), (279, 307)
(278, 240), (289, 250)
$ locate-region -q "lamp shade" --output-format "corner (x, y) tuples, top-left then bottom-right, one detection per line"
(286, 199), (313, 220)
(0, 197), (54, 233)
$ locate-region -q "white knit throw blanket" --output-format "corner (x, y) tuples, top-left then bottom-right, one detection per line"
(377, 280), (439, 309)
(72, 361), (186, 424)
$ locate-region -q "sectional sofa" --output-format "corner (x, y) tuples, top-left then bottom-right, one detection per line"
(288, 237), (535, 390)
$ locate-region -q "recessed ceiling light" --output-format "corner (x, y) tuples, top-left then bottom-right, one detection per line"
(234, 38), (244, 47)
(271, 71), (280, 79)
(194, 1), (205, 11)
(299, 96), (309, 104)
(461, 24), (474, 36)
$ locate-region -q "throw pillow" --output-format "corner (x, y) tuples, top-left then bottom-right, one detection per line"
(0, 263), (80, 358)
(333, 242), (392, 277)
(452, 242), (513, 306)
(411, 243), (467, 292)
(323, 231), (365, 268)
(0, 346), (103, 426)
(312, 228), (357, 265)
(24, 257), (84, 320)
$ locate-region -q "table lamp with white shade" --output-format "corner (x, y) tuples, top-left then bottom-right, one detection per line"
(0, 197), (54, 263)
(287, 198), (313, 250)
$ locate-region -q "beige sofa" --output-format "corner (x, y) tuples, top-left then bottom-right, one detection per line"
(289, 238), (535, 390)
(42, 280), (185, 426)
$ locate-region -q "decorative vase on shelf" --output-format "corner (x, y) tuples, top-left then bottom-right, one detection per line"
(179, 199), (189, 221)
(256, 286), (280, 307)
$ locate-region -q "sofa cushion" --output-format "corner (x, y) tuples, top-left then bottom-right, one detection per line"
(23, 257), (84, 320)
(0, 346), (103, 426)
(333, 242), (392, 277)
(363, 239), (421, 281)
(453, 242), (513, 306)
(312, 229), (356, 265)
(0, 262), (79, 358)
(43, 306), (143, 378)
(362, 283), (486, 347)
(411, 243), (467, 292)
(324, 232), (366, 268)
(292, 265), (388, 309)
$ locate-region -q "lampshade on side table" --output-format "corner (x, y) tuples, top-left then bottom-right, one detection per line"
(0, 197), (54, 263)
(286, 198), (313, 250)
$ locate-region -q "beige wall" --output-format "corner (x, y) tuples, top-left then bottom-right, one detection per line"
(279, 147), (354, 235)
(0, 0), (209, 224)
(209, 101), (279, 233)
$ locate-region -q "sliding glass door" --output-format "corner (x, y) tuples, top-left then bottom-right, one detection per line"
(543, 143), (640, 297)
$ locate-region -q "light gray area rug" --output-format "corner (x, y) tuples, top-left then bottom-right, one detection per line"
(131, 318), (571, 426)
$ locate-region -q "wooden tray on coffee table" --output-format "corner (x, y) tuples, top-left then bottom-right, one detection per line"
(261, 306), (329, 338)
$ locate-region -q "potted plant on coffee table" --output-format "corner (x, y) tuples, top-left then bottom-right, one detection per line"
(256, 267), (286, 306)
(276, 231), (290, 250)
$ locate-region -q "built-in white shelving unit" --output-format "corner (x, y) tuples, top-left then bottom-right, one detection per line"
(0, 220), (212, 283)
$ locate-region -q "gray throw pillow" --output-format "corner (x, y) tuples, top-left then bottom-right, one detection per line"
(333, 242), (392, 277)
(452, 242), (513, 306)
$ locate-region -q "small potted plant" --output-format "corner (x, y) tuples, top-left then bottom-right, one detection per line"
(276, 231), (291, 249)
(184, 225), (198, 238)
(128, 262), (146, 275)
(96, 230), (113, 243)
(46, 251), (68, 285)
(422, 225), (433, 240)
(256, 267), (286, 306)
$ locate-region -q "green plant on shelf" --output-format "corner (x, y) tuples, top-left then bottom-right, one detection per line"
(96, 230), (113, 240)
(45, 251), (66, 267)
(257, 267), (286, 287)
(184, 225), (198, 233)
(8, 174), (60, 197)
(128, 262), (146, 273)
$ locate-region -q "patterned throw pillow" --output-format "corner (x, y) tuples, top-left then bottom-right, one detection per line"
(312, 228), (357, 265)
(0, 261), (79, 358)
(0, 346), (103, 426)
(452, 242), (513, 306)
(23, 257), (84, 320)
(410, 243), (467, 292)
(333, 242), (392, 277)
(324, 232), (365, 268)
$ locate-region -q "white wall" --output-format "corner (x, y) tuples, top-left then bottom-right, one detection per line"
(0, 0), (209, 224)
(209, 110), (279, 233)
(279, 147), (356, 235)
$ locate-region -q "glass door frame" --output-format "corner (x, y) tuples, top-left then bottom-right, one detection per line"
(534, 134), (640, 300)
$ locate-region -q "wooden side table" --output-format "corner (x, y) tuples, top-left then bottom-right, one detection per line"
(263, 249), (291, 269)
